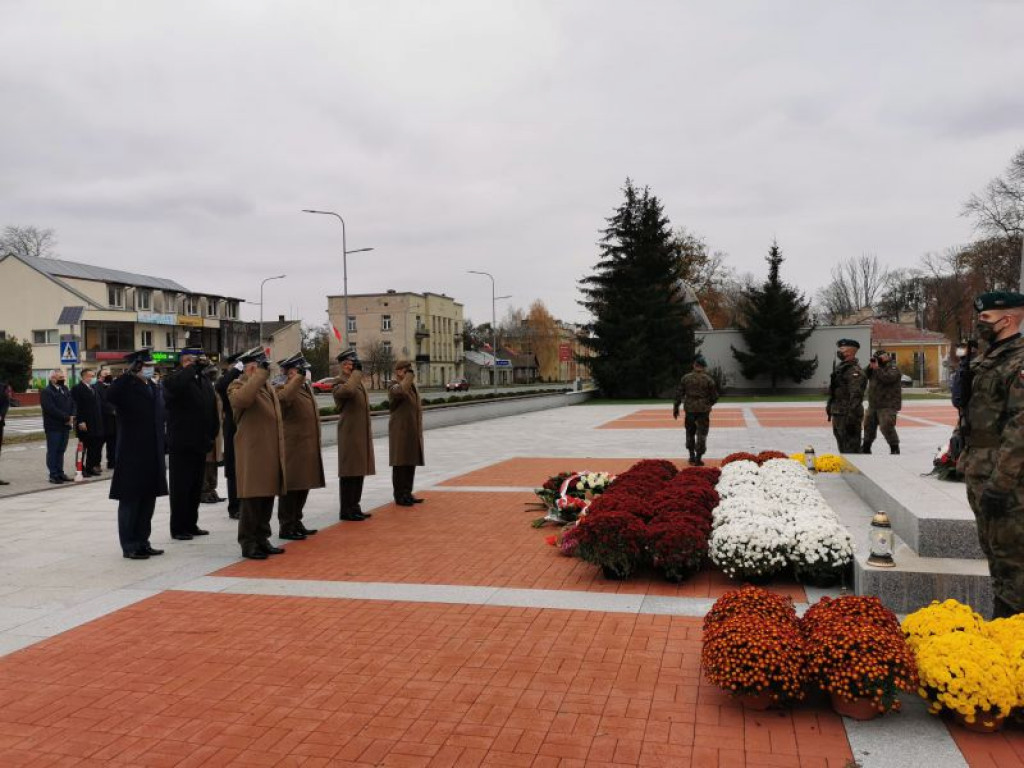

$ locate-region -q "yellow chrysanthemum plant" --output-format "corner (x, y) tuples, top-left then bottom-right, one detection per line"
(984, 616), (1024, 703)
(901, 599), (984, 652)
(788, 453), (845, 473)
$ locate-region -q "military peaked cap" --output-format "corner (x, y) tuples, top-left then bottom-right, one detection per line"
(836, 338), (860, 349)
(278, 353), (310, 370)
(123, 348), (154, 364)
(237, 346), (266, 364)
(336, 348), (359, 363)
(974, 291), (1024, 312)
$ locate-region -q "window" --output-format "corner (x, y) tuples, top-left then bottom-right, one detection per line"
(184, 295), (199, 315)
(166, 331), (175, 349)
(101, 324), (134, 351)
(107, 285), (125, 308)
(206, 298), (218, 317)
(382, 341), (392, 354)
(225, 301), (239, 319)
(347, 316), (356, 333)
(136, 289), (152, 311)
(349, 341), (357, 351)
(140, 330), (153, 348)
(381, 315), (392, 332)
(32, 329), (59, 345)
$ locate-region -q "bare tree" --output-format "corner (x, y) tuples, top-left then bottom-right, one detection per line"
(360, 339), (395, 390)
(815, 254), (890, 322)
(0, 225), (58, 259)
(962, 148), (1024, 240)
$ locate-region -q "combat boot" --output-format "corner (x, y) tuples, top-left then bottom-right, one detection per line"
(890, 445), (900, 455)
(693, 453), (705, 467)
(861, 443), (872, 454)
(687, 450), (696, 465)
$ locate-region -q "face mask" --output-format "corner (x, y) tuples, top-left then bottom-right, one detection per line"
(836, 351), (845, 361)
(976, 319), (1000, 344)
(85, 379), (95, 387)
(141, 366), (155, 380)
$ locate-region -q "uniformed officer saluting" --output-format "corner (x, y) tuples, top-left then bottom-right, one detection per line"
(827, 339), (867, 454)
(960, 291), (1024, 618)
(672, 355), (719, 466)
(274, 354), (324, 539)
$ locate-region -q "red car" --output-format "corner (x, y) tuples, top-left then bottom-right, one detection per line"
(445, 378), (470, 392)
(311, 377), (336, 393)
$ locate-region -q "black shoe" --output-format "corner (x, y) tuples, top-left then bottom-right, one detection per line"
(60, 473), (72, 481)
(395, 497), (415, 507)
(340, 511), (367, 521)
(107, 464), (116, 470)
(279, 531), (306, 540)
(861, 444), (872, 454)
(200, 495), (219, 504)
(123, 551), (150, 560)
(144, 547), (165, 556)
(262, 545), (285, 555)
(171, 533), (194, 541)
(48, 476), (65, 484)
(693, 457), (705, 467)
(890, 445), (900, 455)
(0, 479), (8, 485)
(190, 528), (210, 536)
(228, 509), (240, 520)
(242, 550), (268, 560)
(298, 525), (318, 536)
(408, 495), (424, 504)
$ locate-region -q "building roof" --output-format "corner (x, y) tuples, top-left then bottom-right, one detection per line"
(20, 255), (191, 292)
(464, 349), (495, 366)
(263, 319), (300, 338)
(870, 320), (949, 345)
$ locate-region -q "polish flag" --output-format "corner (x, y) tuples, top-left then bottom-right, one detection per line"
(331, 324), (343, 342)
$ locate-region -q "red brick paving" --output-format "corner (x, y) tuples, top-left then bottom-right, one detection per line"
(599, 409), (746, 430)
(215, 490), (805, 603)
(0, 592), (854, 766)
(947, 721), (1024, 768)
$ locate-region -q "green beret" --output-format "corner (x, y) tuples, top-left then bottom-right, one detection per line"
(974, 291), (1024, 312)
(836, 338), (860, 349)
(693, 355), (708, 367)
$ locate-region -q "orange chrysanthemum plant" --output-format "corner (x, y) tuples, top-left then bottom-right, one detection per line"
(701, 586), (808, 707)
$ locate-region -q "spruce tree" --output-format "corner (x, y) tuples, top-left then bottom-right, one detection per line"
(731, 241), (818, 390)
(579, 179), (698, 398)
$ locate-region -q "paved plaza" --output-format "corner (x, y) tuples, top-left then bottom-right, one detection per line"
(0, 401), (1020, 767)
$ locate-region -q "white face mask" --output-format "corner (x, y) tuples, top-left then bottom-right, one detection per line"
(141, 366), (155, 379)
(305, 369), (312, 381)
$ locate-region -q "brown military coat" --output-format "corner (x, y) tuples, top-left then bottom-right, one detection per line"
(276, 373), (325, 491)
(228, 367), (287, 498)
(333, 369), (375, 477)
(388, 372), (424, 467)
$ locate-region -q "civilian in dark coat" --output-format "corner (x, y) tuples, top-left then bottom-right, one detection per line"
(215, 361), (244, 519)
(107, 350), (167, 559)
(163, 352), (219, 540)
(71, 368), (105, 476)
(40, 370), (75, 483)
(0, 380), (10, 485)
(97, 371), (118, 469)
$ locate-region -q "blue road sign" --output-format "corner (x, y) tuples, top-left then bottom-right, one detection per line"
(60, 340), (80, 365)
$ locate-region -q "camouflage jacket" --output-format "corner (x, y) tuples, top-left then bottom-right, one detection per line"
(865, 362), (902, 411)
(828, 358), (866, 416)
(674, 371), (719, 414)
(962, 335), (1024, 493)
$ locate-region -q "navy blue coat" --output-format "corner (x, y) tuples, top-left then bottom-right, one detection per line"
(163, 364), (219, 454)
(106, 373), (167, 500)
(40, 383), (75, 432)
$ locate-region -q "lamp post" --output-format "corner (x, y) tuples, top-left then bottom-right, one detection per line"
(469, 270), (504, 395)
(259, 274), (286, 351)
(302, 209), (374, 353)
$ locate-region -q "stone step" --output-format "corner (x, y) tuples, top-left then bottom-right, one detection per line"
(839, 455), (984, 560)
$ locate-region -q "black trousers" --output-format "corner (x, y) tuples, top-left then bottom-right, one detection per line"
(392, 466), (416, 500)
(83, 435), (104, 472)
(118, 496), (155, 555)
(277, 489), (310, 534)
(169, 450), (206, 535)
(224, 430), (239, 515)
(103, 415), (117, 467)
(238, 496), (274, 554)
(339, 476), (365, 515)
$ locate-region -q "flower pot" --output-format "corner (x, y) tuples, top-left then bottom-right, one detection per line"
(952, 709), (1005, 733)
(601, 564), (629, 580)
(830, 693), (882, 721)
(734, 691), (775, 711)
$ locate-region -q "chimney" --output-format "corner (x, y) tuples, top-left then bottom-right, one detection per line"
(278, 314), (285, 322)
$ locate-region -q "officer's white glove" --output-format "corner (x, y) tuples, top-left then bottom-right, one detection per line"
(234, 361), (245, 372)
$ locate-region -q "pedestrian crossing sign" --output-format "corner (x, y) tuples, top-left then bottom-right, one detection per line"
(59, 340), (79, 365)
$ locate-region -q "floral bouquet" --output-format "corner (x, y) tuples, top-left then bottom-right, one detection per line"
(574, 510), (649, 579)
(931, 438), (963, 482)
(533, 471), (575, 511)
(531, 470), (614, 526)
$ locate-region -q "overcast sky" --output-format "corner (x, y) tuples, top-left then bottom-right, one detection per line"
(2, 1), (1022, 328)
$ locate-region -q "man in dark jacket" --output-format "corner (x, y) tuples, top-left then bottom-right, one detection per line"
(97, 370), (118, 469)
(861, 350), (902, 455)
(0, 380), (10, 485)
(215, 355), (244, 519)
(71, 368), (106, 476)
(107, 349), (166, 559)
(163, 350), (219, 540)
(40, 369), (75, 483)
(672, 355), (719, 466)
(827, 339), (867, 454)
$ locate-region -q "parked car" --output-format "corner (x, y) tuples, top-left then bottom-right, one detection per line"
(445, 378), (470, 392)
(900, 374), (912, 387)
(311, 377), (336, 393)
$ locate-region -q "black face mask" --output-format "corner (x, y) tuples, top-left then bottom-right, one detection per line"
(836, 351), (845, 361)
(976, 319), (1001, 344)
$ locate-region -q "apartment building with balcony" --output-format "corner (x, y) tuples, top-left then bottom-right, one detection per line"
(0, 253), (250, 378)
(326, 290), (464, 386)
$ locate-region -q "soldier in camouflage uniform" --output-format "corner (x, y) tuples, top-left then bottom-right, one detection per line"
(861, 349), (902, 454)
(673, 355), (719, 466)
(960, 291), (1024, 618)
(827, 339), (867, 454)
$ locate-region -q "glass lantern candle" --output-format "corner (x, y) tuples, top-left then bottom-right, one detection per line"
(804, 445), (816, 472)
(867, 511), (895, 567)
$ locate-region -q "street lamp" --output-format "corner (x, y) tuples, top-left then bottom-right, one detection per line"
(469, 270), (505, 395)
(302, 209), (374, 352)
(259, 274), (286, 350)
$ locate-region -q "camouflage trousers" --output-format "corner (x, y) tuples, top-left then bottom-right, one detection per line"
(863, 408), (899, 450)
(684, 412), (710, 455)
(831, 406), (863, 454)
(966, 472), (1024, 615)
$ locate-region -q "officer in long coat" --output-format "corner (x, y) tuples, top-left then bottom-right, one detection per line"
(216, 356), (244, 519)
(201, 366), (225, 504)
(163, 351), (219, 540)
(275, 354), (324, 538)
(827, 339), (867, 454)
(388, 360), (424, 506)
(228, 347), (288, 559)
(71, 368), (105, 476)
(672, 355), (719, 466)
(862, 350), (902, 455)
(97, 370), (118, 469)
(106, 349), (166, 560)
(960, 291), (1024, 618)
(333, 348), (375, 521)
